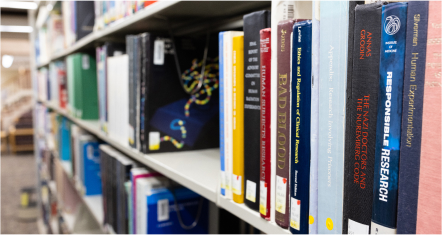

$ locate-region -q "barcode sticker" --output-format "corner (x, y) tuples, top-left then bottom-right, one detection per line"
(290, 197), (301, 230)
(149, 132), (160, 150)
(259, 181), (267, 215)
(283, 2), (295, 20)
(157, 199), (169, 222)
(348, 219), (369, 235)
(245, 180), (256, 202)
(275, 175), (287, 214)
(154, 39), (165, 65)
(232, 174), (242, 195)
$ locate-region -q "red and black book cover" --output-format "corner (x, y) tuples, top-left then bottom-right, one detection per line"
(259, 28), (271, 220)
(275, 19), (294, 229)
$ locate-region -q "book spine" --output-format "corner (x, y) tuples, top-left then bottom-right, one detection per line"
(135, 36), (141, 151)
(289, 20), (312, 234)
(318, 1), (349, 233)
(127, 35), (136, 148)
(243, 10), (270, 210)
(275, 19), (294, 229)
(371, 3), (408, 234)
(396, 2), (429, 234)
(232, 35), (245, 204)
(219, 32), (226, 196)
(309, 2), (319, 233)
(416, 1), (441, 234)
(140, 34), (148, 153)
(342, 2), (383, 234)
(224, 32), (234, 199)
(259, 28), (271, 220)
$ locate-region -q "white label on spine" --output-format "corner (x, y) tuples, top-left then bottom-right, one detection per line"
(82, 55), (89, 70)
(232, 174), (242, 195)
(225, 173), (232, 191)
(157, 199), (169, 222)
(220, 171), (226, 190)
(348, 219), (369, 234)
(260, 181), (267, 215)
(275, 175), (287, 214)
(245, 180), (256, 202)
(290, 197), (301, 230)
(153, 39), (165, 65)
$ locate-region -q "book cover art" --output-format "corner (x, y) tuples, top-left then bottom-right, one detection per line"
(371, 2), (407, 234)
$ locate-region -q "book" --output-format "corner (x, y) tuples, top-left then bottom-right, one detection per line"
(371, 2), (408, 234)
(275, 19), (294, 229)
(107, 54), (129, 147)
(242, 10), (271, 211)
(49, 62), (59, 105)
(222, 31), (244, 200)
(127, 35), (137, 148)
(219, 32), (226, 197)
(342, 2), (383, 234)
(290, 20), (312, 234)
(318, 1), (349, 233)
(232, 35), (245, 204)
(396, 2), (429, 234)
(59, 117), (71, 162)
(125, 181), (133, 234)
(79, 135), (102, 196)
(309, 2), (320, 233)
(145, 187), (209, 234)
(259, 28), (271, 220)
(75, 1), (95, 41)
(416, 1), (441, 233)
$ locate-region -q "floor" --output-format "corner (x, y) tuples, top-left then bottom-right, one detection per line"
(1, 153), (39, 234)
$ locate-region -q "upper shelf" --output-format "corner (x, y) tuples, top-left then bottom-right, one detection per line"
(36, 1), (270, 68)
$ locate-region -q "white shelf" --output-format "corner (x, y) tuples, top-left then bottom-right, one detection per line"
(40, 100), (291, 234)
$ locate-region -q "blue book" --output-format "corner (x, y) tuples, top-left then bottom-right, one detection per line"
(397, 2), (429, 234)
(371, 2), (407, 234)
(146, 187), (209, 234)
(290, 20), (312, 234)
(218, 32), (226, 196)
(59, 117), (71, 162)
(80, 136), (102, 196)
(318, 1), (349, 233)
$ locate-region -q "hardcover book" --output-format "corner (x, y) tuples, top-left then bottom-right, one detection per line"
(232, 35), (245, 204)
(243, 10), (271, 211)
(371, 2), (407, 234)
(75, 1), (95, 41)
(127, 35), (138, 149)
(275, 19), (294, 229)
(219, 32), (226, 197)
(290, 20), (312, 234)
(259, 28), (271, 220)
(416, 1), (441, 233)
(79, 135), (102, 196)
(318, 1), (349, 233)
(396, 2), (429, 234)
(342, 2), (383, 234)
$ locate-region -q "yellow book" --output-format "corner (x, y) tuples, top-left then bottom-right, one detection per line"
(232, 35), (244, 204)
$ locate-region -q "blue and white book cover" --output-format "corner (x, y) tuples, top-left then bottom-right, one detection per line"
(146, 187), (208, 234)
(82, 140), (102, 196)
(290, 20), (312, 234)
(318, 1), (349, 233)
(371, 2), (407, 234)
(219, 32), (226, 196)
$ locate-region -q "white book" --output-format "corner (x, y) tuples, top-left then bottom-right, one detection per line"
(107, 55), (129, 147)
(71, 124), (85, 184)
(136, 177), (168, 234)
(222, 31), (244, 200)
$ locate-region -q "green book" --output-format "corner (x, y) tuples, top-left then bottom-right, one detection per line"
(67, 53), (99, 119)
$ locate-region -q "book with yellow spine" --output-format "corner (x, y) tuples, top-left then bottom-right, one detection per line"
(232, 35), (245, 203)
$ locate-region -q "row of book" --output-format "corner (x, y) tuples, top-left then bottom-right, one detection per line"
(38, 105), (209, 234)
(218, 1), (441, 234)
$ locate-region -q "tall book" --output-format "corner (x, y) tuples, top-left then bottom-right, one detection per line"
(75, 1), (95, 41)
(318, 1), (349, 233)
(290, 20), (312, 234)
(371, 2), (407, 234)
(219, 32), (226, 197)
(127, 35), (138, 149)
(232, 35), (245, 204)
(342, 2), (383, 234)
(309, 2), (320, 233)
(79, 135), (102, 196)
(242, 10), (271, 211)
(275, 19), (294, 229)
(125, 181), (133, 234)
(223, 31), (244, 200)
(416, 1), (441, 233)
(259, 28), (271, 220)
(396, 2), (429, 234)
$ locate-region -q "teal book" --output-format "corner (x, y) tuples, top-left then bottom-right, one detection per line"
(318, 1), (349, 233)
(125, 181), (133, 234)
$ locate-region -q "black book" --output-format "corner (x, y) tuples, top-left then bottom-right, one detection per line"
(127, 35), (137, 149)
(75, 1), (95, 41)
(342, 2), (385, 234)
(99, 145), (109, 226)
(242, 10), (271, 211)
(139, 33), (219, 153)
(397, 2), (429, 234)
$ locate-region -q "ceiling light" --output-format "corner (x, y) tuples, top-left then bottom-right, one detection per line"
(0, 1), (37, 10)
(2, 55), (14, 68)
(0, 25), (33, 33)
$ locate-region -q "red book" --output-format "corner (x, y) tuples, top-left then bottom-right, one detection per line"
(416, 1), (441, 234)
(58, 67), (68, 109)
(259, 28), (271, 220)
